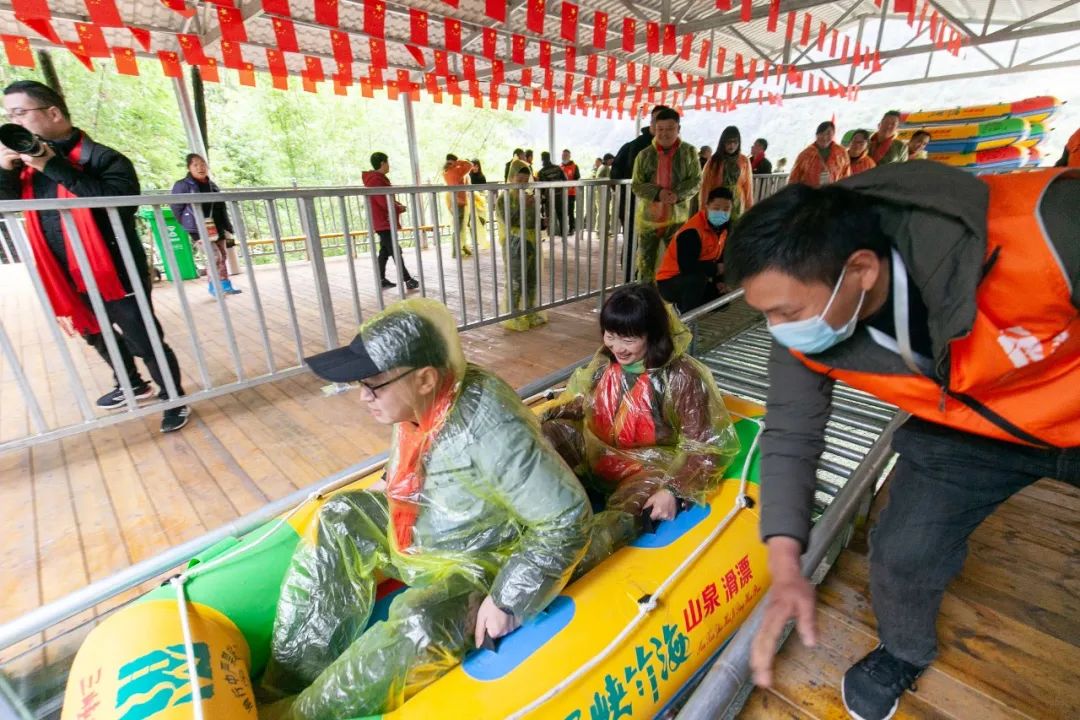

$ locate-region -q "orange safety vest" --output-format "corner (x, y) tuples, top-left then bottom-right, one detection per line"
(1067, 128), (1080, 168)
(589, 363), (658, 482)
(795, 168), (1080, 448)
(656, 211), (727, 282)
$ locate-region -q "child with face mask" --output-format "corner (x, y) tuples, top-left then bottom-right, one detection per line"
(656, 187), (734, 313)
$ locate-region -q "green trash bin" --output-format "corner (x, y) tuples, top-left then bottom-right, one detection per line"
(140, 207), (199, 281)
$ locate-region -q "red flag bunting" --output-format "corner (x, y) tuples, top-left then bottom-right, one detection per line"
(270, 16), (298, 53)
(526, 0), (545, 34)
(84, 0), (123, 27)
(221, 39), (244, 69)
(841, 35), (850, 61)
(521, 67), (532, 86)
(646, 22), (659, 53)
(663, 24), (677, 55)
(491, 58), (504, 85)
(680, 33), (693, 61)
(444, 17), (462, 52)
(507, 85), (518, 110)
(333, 76), (347, 96)
(266, 46), (287, 77)
(177, 33), (209, 65)
(830, 30), (838, 57)
(561, 2), (579, 43)
(128, 25), (150, 51)
(486, 0), (506, 23)
(155, 0), (192, 18)
(364, 0), (385, 39)
(20, 16), (59, 44)
(12, 0), (50, 21)
(158, 50), (182, 77)
(698, 38), (711, 69)
(1, 34), (34, 68)
(483, 26), (497, 59)
(216, 6), (247, 43)
(716, 0), (731, 9)
(369, 37), (387, 68)
(405, 44), (424, 65)
(767, 0), (780, 32)
(425, 72), (439, 95)
(511, 34), (526, 63)
(715, 46), (726, 74)
(565, 46), (576, 73)
(626, 60), (635, 84)
(734, 53), (744, 78)
(539, 40), (551, 68)
(800, 13), (812, 46)
(894, 0), (914, 11)
(593, 11), (608, 49)
(305, 55), (324, 82)
(112, 46), (138, 75)
(817, 21), (828, 51)
(462, 54), (476, 80)
(785, 11), (796, 41)
(331, 30), (351, 64)
(74, 22), (110, 57)
(314, 0), (338, 28)
(64, 41), (95, 71)
(239, 62), (256, 87)
(301, 75), (316, 93)
(741, 0), (752, 22)
(409, 9), (429, 46)
(622, 18), (636, 52)
(433, 49), (448, 75)
(748, 58), (757, 82)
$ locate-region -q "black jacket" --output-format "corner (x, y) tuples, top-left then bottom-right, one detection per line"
(611, 128), (653, 181)
(170, 174), (234, 239)
(0, 129), (146, 292)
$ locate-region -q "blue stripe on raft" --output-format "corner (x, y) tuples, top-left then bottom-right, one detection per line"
(364, 583), (409, 629)
(926, 139), (1020, 153)
(630, 503), (712, 548)
(463, 596), (576, 681)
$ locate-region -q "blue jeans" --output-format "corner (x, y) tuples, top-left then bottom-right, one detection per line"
(870, 417), (1079, 666)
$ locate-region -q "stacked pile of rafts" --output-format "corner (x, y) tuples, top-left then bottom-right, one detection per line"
(899, 96), (1061, 172)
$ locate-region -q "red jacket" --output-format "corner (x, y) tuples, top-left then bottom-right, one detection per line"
(362, 170), (405, 232)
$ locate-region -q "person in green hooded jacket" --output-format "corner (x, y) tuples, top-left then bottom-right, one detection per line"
(259, 298), (591, 720)
(630, 108), (702, 283)
(497, 164), (547, 331)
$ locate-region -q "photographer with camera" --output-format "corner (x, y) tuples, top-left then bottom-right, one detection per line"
(0, 80), (189, 433)
(171, 153), (242, 296)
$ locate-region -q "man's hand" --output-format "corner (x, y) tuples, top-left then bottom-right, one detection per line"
(659, 188), (678, 204)
(643, 488), (678, 521)
(474, 595), (520, 648)
(0, 147), (21, 171)
(20, 143), (55, 172)
(750, 536), (817, 688)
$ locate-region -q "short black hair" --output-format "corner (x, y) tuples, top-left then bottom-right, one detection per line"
(882, 110), (901, 120)
(370, 151), (388, 170)
(514, 165), (531, 177)
(815, 120), (835, 135)
(513, 147), (524, 156)
(541, 150), (551, 162)
(850, 129), (871, 142)
(3, 80), (69, 119)
(754, 138), (768, 150)
(185, 153), (205, 168)
(707, 186), (734, 203)
(599, 283), (674, 368)
(654, 107), (680, 125)
(726, 184), (890, 287)
(446, 153), (458, 162)
(603, 153), (615, 162)
(911, 129), (931, 141)
(650, 104), (672, 117)
(562, 148), (571, 154)
(524, 149), (533, 157)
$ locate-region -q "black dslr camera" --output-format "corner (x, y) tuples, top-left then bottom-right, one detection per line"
(0, 123), (48, 157)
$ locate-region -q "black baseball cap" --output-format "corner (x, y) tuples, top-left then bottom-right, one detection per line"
(305, 308), (449, 383)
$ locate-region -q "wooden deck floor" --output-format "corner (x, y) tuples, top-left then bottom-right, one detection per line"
(0, 236), (617, 661)
(742, 477), (1080, 720)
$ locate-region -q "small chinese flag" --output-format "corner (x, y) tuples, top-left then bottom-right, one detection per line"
(462, 54), (476, 80)
(364, 0), (385, 39)
(734, 52), (744, 78)
(305, 55), (325, 82)
(741, 0), (752, 22)
(409, 8), (428, 45)
(560, 2), (578, 43)
(239, 62), (256, 87)
(217, 6), (247, 43)
(491, 58), (504, 85)
(271, 16), (298, 53)
(12, 0), (50, 21)
(74, 23), (110, 58)
(606, 55), (616, 81)
(715, 46), (726, 74)
(302, 75), (316, 93)
(2, 35), (35, 68)
(767, 0), (780, 32)
(680, 32), (693, 60)
(539, 40), (551, 68)
(507, 85), (518, 110)
(698, 38), (711, 69)
(800, 13), (812, 46)
(593, 11), (608, 49)
(521, 67), (532, 86)
(626, 60), (636, 83)
(262, 0), (289, 16)
(526, 0), (545, 35)
(177, 33), (209, 66)
(112, 47), (138, 75)
(646, 22), (659, 53)
(482, 26), (497, 59)
(622, 17), (636, 52)
(200, 57), (220, 83)
(333, 76), (347, 96)
(331, 30), (351, 65)
(818, 21), (828, 51)
(661, 24), (676, 55)
(336, 59), (353, 84)
(511, 34), (525, 63)
(716, 0), (731, 9)
(266, 47), (287, 77)
(894, 0), (914, 12)
(586, 53), (597, 76)
(369, 37), (387, 68)
(84, 0), (123, 27)
(158, 0), (194, 18)
(405, 44), (424, 65)
(485, 0), (506, 22)
(785, 11), (796, 41)
(221, 40), (245, 69)
(314, 0), (338, 28)
(444, 17), (462, 53)
(158, 50), (182, 78)
(66, 42), (95, 71)
(433, 49), (448, 75)
(128, 25), (151, 51)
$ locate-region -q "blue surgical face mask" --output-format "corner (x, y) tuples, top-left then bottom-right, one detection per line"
(707, 210), (730, 226)
(767, 266), (865, 354)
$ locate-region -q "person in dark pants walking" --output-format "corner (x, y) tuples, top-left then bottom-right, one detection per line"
(362, 152), (418, 291)
(170, 153), (242, 296)
(611, 105), (670, 282)
(726, 162), (1080, 720)
(0, 80), (188, 432)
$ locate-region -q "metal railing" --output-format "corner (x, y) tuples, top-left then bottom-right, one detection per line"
(752, 172), (789, 200)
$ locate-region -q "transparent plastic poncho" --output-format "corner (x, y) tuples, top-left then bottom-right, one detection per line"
(261, 299), (591, 720)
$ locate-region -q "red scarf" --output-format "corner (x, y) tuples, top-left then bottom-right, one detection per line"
(869, 132), (893, 164)
(21, 134), (126, 335)
(649, 138), (681, 224)
(589, 363), (658, 483)
(386, 379), (457, 551)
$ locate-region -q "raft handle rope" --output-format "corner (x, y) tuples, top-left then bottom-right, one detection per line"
(506, 413), (762, 719)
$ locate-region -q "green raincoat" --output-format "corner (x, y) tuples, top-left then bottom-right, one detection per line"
(262, 300), (590, 719)
(496, 185), (546, 331)
(631, 140), (702, 283)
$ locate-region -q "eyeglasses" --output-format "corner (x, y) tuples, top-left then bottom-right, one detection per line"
(4, 107), (50, 119)
(358, 367), (417, 396)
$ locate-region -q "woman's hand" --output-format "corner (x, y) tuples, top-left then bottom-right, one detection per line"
(643, 488), (678, 521)
(474, 595), (520, 648)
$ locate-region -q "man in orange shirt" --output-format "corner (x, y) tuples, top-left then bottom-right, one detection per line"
(442, 154), (474, 258)
(1054, 126), (1080, 167)
(656, 187), (733, 313)
(560, 149), (581, 234)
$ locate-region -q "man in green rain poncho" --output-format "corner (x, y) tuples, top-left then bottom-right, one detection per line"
(631, 107), (702, 284)
(259, 299), (591, 720)
(497, 165), (547, 331)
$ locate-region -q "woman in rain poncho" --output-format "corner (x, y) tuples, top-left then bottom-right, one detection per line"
(496, 164), (547, 331)
(541, 284), (740, 573)
(260, 299), (590, 719)
(699, 126), (754, 222)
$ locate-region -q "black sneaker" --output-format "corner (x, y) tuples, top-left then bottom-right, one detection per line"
(380, 279), (396, 289)
(405, 278), (420, 291)
(161, 406), (190, 433)
(96, 382), (155, 410)
(842, 645), (924, 720)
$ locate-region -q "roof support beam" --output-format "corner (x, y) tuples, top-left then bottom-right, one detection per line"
(926, 0), (1004, 68)
(996, 0), (1080, 33)
(981, 0), (998, 35)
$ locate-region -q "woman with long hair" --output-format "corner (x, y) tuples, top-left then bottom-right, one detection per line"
(699, 125), (753, 220)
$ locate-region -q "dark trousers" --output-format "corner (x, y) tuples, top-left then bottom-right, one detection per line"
(871, 417), (1079, 666)
(83, 294), (184, 397)
(657, 274), (718, 314)
(566, 194), (577, 234)
(618, 188), (636, 283)
(376, 230), (413, 282)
